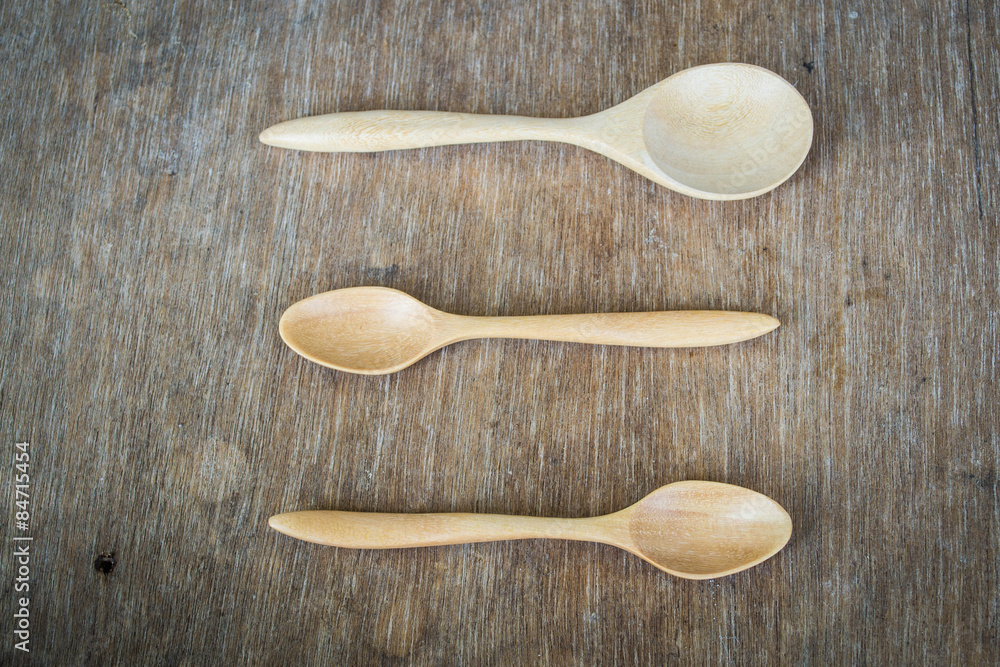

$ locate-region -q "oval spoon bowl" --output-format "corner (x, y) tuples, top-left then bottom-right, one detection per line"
(279, 287), (444, 374)
(624, 480), (793, 578)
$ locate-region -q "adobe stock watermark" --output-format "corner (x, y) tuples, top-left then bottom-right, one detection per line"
(12, 441), (31, 653)
(727, 103), (813, 191)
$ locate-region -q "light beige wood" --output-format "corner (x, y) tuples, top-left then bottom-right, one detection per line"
(279, 286), (779, 374)
(259, 63), (812, 200)
(269, 481), (792, 580)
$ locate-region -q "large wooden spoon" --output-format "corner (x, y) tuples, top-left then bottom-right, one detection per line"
(280, 286), (779, 375)
(260, 63), (812, 200)
(269, 481), (792, 579)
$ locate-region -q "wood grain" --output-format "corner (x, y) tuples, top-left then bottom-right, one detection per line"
(1, 0), (997, 663)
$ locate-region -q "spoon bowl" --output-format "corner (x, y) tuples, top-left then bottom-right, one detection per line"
(269, 481), (792, 579)
(279, 287), (442, 374)
(638, 64), (813, 197)
(280, 286), (781, 375)
(622, 481), (793, 578)
(260, 63), (812, 200)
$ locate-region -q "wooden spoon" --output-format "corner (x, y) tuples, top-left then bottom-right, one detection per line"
(260, 63), (812, 200)
(269, 481), (792, 579)
(280, 286), (779, 375)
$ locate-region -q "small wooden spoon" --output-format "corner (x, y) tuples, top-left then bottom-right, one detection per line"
(269, 481), (792, 579)
(260, 63), (812, 200)
(280, 287), (779, 375)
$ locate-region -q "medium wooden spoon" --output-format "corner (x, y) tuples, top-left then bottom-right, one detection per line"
(280, 286), (779, 375)
(269, 481), (792, 579)
(260, 63), (812, 200)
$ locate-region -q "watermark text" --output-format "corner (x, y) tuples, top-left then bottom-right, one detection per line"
(12, 441), (31, 653)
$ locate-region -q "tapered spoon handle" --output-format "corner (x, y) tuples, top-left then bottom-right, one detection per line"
(259, 111), (585, 153)
(450, 311), (779, 347)
(269, 511), (615, 549)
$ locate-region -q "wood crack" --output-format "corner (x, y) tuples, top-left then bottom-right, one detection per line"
(965, 0), (985, 218)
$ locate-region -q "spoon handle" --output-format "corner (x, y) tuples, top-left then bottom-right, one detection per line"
(269, 511), (618, 549)
(260, 111), (585, 153)
(451, 311), (779, 347)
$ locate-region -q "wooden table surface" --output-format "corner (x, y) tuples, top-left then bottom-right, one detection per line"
(2, 0), (997, 663)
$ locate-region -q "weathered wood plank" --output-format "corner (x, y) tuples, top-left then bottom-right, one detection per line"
(0, 0), (996, 663)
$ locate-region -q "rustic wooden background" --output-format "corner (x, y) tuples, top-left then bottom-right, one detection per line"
(1, 0), (997, 663)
